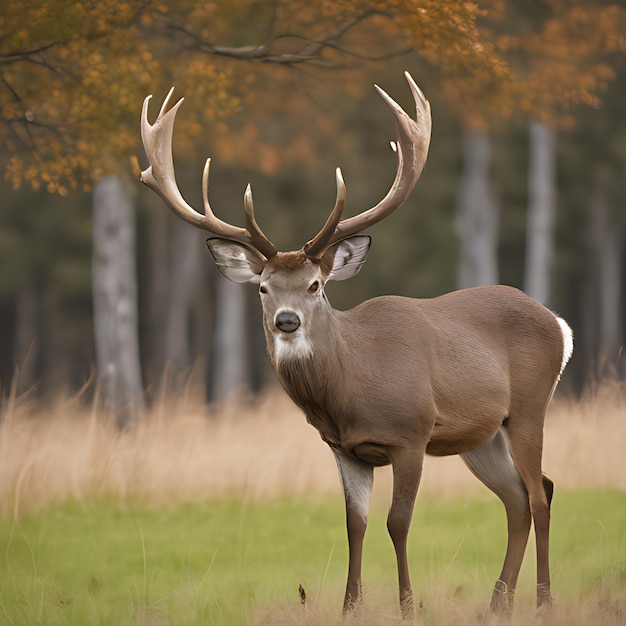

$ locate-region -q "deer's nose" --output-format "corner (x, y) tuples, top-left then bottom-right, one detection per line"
(275, 310), (301, 333)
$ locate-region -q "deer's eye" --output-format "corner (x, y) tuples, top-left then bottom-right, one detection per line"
(259, 285), (268, 294)
(308, 280), (320, 293)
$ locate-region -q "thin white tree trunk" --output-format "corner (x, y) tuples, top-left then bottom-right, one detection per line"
(455, 128), (499, 288)
(165, 220), (201, 370)
(145, 197), (170, 386)
(211, 273), (249, 402)
(92, 175), (144, 424)
(524, 121), (555, 305)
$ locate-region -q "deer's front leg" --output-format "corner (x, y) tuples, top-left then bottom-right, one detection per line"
(333, 450), (374, 614)
(388, 447), (425, 621)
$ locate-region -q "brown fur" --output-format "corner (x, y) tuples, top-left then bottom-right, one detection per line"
(268, 250), (334, 274)
(261, 275), (568, 619)
(272, 285), (563, 461)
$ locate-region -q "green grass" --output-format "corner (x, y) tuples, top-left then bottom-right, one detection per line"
(1, 490), (624, 625)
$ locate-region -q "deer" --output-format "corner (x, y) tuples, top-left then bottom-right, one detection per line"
(139, 72), (573, 620)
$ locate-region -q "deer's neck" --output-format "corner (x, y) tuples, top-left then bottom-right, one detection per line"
(267, 307), (347, 443)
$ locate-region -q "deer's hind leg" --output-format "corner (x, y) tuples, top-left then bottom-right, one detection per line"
(461, 427), (531, 615)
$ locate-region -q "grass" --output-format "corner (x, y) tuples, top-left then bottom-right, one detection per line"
(2, 498), (345, 625)
(0, 380), (625, 623)
(2, 380), (626, 518)
(1, 491), (624, 625)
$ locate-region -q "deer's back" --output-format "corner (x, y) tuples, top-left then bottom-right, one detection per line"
(335, 285), (565, 455)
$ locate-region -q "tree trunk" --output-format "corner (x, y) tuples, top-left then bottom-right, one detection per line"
(13, 286), (38, 394)
(92, 175), (144, 425)
(165, 220), (201, 372)
(145, 196), (170, 388)
(524, 121), (555, 306)
(455, 128), (499, 288)
(210, 272), (250, 403)
(590, 179), (622, 369)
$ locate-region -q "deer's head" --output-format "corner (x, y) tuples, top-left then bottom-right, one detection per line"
(140, 73), (431, 358)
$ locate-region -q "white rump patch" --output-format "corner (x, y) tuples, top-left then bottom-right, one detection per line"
(546, 314), (574, 406)
(555, 315), (574, 377)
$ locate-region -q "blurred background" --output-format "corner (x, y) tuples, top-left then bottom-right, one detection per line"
(1, 1), (625, 424)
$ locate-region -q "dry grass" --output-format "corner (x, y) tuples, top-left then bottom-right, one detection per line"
(544, 380), (626, 490)
(1, 380), (625, 519)
(250, 591), (626, 626)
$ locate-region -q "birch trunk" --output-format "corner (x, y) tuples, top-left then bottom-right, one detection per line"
(92, 175), (144, 425)
(145, 197), (169, 387)
(210, 272), (249, 402)
(524, 121), (555, 306)
(455, 128), (499, 288)
(165, 220), (201, 371)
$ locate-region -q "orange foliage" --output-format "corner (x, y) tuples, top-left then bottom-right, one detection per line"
(499, 2), (626, 125)
(0, 0), (235, 192)
(2, 0), (625, 191)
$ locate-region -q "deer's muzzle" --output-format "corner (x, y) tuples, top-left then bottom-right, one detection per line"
(275, 311), (301, 333)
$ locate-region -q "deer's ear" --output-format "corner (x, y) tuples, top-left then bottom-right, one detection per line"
(326, 235), (371, 282)
(206, 238), (266, 284)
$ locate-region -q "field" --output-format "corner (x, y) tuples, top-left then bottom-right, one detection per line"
(1, 381), (625, 624)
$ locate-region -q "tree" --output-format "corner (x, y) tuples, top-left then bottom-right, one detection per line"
(2, 1), (506, 190)
(1, 1), (239, 406)
(3, 0), (626, 400)
(134, 1), (512, 399)
(1, 1), (153, 190)
(498, 2), (626, 308)
(512, 2), (626, 376)
(455, 128), (499, 288)
(524, 120), (555, 305)
(92, 175), (144, 424)
(590, 177), (622, 368)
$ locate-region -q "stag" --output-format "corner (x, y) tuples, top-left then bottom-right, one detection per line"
(140, 73), (573, 619)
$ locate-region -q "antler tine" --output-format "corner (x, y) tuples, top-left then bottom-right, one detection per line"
(243, 185), (278, 258)
(304, 72), (431, 260)
(303, 168), (346, 258)
(140, 90), (276, 259)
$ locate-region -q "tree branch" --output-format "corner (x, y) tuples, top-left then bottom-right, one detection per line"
(0, 42), (62, 64)
(154, 8), (409, 67)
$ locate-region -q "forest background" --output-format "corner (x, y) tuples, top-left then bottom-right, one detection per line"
(1, 0), (626, 421)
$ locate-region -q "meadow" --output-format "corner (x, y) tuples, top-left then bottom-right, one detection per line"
(1, 380), (625, 624)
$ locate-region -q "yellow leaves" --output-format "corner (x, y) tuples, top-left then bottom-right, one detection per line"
(424, 0), (626, 127)
(174, 60), (237, 116)
(501, 3), (626, 124)
(6, 148), (93, 194)
(211, 123), (317, 175)
(0, 0), (146, 190)
(3, 0), (625, 192)
(0, 0), (157, 193)
(388, 0), (508, 91)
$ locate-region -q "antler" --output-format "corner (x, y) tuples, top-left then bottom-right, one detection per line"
(303, 72), (431, 260)
(140, 88), (277, 259)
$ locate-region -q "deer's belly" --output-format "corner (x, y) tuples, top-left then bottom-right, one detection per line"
(426, 410), (506, 456)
